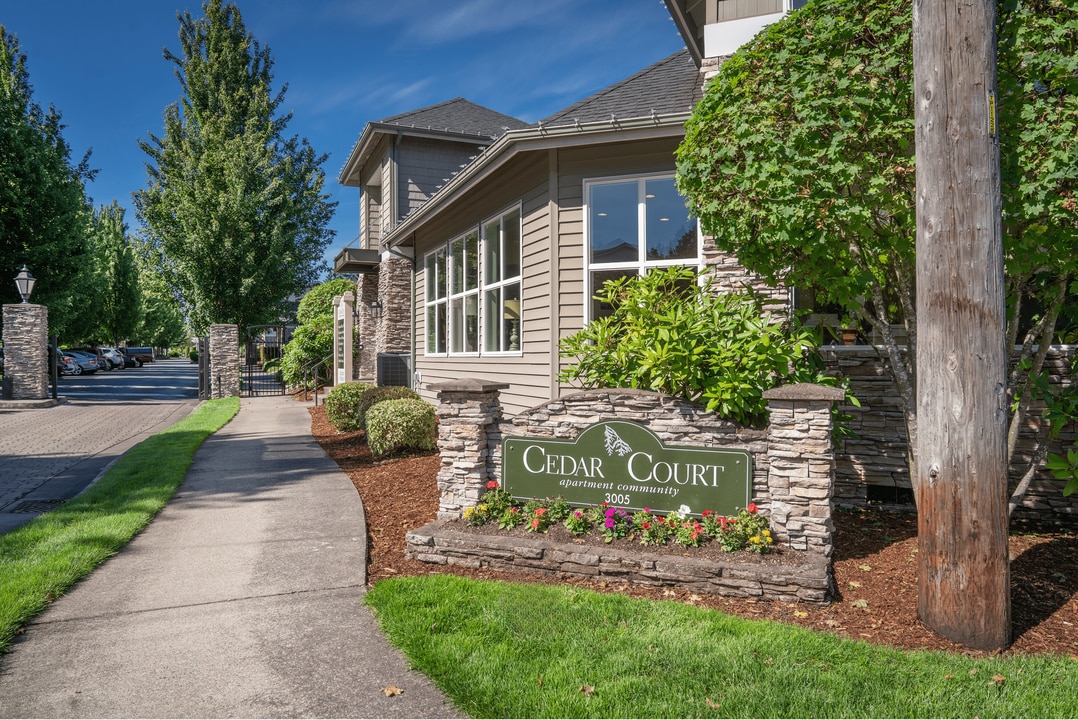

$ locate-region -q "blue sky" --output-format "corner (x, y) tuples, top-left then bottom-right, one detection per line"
(1, 0), (687, 270)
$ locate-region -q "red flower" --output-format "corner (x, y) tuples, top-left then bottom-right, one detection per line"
(487, 481), (499, 490)
(718, 517), (728, 529)
(747, 502), (758, 514)
(702, 509), (714, 517)
(642, 521), (651, 530)
(535, 507), (547, 516)
(531, 518), (540, 529)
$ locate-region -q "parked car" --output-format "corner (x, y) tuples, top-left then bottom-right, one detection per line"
(58, 353), (80, 375)
(123, 346), (155, 366)
(62, 351), (97, 374)
(95, 347), (125, 370)
(120, 352), (138, 368)
(73, 349), (110, 372)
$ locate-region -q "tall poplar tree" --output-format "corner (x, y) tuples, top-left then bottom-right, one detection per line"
(91, 202), (142, 346)
(134, 0), (336, 336)
(0, 26), (95, 337)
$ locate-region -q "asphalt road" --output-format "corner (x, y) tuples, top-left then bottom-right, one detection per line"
(54, 355), (199, 402)
(0, 358), (200, 534)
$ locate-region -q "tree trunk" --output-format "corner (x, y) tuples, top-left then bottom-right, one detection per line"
(913, 0), (1010, 651)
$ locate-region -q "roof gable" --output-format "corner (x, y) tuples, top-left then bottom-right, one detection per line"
(378, 97), (530, 138)
(539, 50), (700, 128)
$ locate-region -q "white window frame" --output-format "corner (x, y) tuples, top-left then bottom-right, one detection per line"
(583, 173), (701, 324)
(422, 202), (523, 357)
(481, 204), (523, 356)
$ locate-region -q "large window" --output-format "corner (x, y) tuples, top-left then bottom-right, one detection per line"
(585, 175), (699, 320)
(425, 205), (522, 356)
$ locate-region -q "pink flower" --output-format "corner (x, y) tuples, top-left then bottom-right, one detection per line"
(531, 518), (540, 529)
(605, 508), (617, 518)
(604, 518), (615, 529)
(643, 507), (651, 514)
(534, 507), (547, 516)
(573, 510), (583, 519)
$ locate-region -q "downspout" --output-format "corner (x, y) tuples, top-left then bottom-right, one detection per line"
(391, 130), (402, 227)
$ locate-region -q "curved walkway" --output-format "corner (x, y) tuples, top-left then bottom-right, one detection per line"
(0, 395), (462, 718)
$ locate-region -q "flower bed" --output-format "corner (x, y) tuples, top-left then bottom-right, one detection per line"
(407, 482), (833, 602)
(464, 481), (775, 553)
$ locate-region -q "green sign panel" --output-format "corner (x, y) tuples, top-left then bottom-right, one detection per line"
(502, 420), (752, 516)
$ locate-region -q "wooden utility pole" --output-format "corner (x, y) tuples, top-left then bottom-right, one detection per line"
(913, 0), (1010, 651)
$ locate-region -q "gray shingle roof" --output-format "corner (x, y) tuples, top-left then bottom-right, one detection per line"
(539, 49), (700, 128)
(377, 97), (529, 138)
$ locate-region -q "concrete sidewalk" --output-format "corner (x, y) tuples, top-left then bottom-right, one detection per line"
(0, 395), (462, 718)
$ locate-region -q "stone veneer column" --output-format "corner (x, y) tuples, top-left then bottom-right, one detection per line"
(429, 379), (509, 520)
(1, 304), (49, 399)
(209, 324), (239, 399)
(355, 273), (378, 381)
(762, 383), (845, 559)
(377, 256), (412, 356)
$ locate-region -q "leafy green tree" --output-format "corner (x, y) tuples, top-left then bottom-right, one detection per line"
(279, 278), (353, 388)
(0, 26), (95, 337)
(675, 0), (1078, 507)
(134, 0), (336, 336)
(558, 267), (841, 427)
(129, 232), (188, 350)
(89, 202), (142, 346)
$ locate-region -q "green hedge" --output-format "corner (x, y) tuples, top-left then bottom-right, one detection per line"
(366, 398), (437, 456)
(323, 382), (373, 432)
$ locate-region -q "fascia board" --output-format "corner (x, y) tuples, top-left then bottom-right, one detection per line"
(383, 113), (690, 248)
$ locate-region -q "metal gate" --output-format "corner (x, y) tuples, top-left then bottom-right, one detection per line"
(241, 325), (291, 397)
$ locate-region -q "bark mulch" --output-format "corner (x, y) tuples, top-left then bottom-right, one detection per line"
(309, 403), (1078, 659)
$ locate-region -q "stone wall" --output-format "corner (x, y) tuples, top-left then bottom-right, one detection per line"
(823, 345), (1078, 521)
(701, 236), (788, 315)
(209, 324), (239, 399)
(412, 381), (843, 602)
(492, 388), (771, 507)
(1, 304), (49, 400)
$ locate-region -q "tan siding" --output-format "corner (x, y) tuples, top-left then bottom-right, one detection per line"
(411, 137), (685, 416)
(411, 151), (554, 415)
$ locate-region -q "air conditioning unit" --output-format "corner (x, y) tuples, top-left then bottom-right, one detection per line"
(377, 352), (412, 387)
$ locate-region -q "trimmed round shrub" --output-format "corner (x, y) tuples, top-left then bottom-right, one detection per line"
(323, 382), (373, 432)
(366, 398), (437, 457)
(353, 385), (420, 431)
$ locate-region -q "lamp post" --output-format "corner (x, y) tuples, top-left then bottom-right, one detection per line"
(14, 266), (36, 303)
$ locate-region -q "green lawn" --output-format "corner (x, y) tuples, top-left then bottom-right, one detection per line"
(0, 397), (239, 652)
(367, 574), (1078, 719)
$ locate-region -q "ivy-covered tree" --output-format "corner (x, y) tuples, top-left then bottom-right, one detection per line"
(89, 202), (142, 346)
(676, 0), (1078, 511)
(0, 26), (96, 337)
(134, 0), (336, 336)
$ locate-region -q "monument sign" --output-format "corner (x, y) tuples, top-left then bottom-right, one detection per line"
(502, 420), (752, 516)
